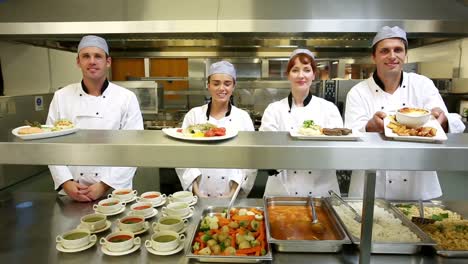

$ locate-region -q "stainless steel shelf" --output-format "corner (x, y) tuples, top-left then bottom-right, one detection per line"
(1, 130), (468, 170)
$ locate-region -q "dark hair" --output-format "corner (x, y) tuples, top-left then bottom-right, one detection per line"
(372, 38), (408, 56)
(286, 53), (317, 75)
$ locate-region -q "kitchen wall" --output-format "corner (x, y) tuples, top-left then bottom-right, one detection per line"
(0, 41), (81, 96)
(407, 38), (468, 78)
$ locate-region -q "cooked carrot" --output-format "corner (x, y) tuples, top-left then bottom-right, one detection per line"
(236, 246), (262, 255)
(232, 215), (255, 221)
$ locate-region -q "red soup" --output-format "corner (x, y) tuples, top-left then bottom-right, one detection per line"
(143, 194), (160, 199)
(134, 205), (151, 210)
(109, 235), (132, 243)
(122, 218), (143, 224)
(115, 191), (130, 195)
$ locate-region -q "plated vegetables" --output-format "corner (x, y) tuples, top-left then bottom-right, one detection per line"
(192, 208), (268, 256)
(298, 120), (352, 136)
(18, 119), (74, 134)
(177, 123), (226, 138)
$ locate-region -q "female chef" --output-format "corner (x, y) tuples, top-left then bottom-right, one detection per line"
(176, 61), (256, 198)
(260, 49), (343, 197)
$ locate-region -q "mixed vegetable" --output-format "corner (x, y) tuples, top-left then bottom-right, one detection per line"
(192, 208), (267, 256)
(177, 123), (227, 137)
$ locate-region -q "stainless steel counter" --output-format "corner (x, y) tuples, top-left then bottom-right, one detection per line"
(0, 193), (465, 264)
(1, 130), (468, 170)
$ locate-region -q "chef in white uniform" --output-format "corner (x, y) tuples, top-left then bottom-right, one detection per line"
(176, 61), (256, 198)
(47, 35), (144, 202)
(345, 26), (465, 200)
(260, 49), (342, 197)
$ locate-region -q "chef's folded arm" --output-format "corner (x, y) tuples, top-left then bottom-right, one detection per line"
(101, 166), (137, 190)
(49, 165), (74, 190)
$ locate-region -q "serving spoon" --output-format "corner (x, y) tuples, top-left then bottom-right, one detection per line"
(226, 176), (245, 220)
(309, 196), (325, 233)
(328, 190), (361, 223)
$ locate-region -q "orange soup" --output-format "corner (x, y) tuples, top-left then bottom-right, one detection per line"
(143, 194), (160, 199)
(134, 205), (151, 210)
(267, 204), (340, 240)
(115, 191), (131, 195)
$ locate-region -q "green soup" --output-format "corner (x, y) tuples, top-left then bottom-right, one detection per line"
(84, 217), (104, 223)
(160, 219), (180, 225)
(64, 232), (88, 240)
(172, 205), (186, 209)
(155, 235), (176, 243)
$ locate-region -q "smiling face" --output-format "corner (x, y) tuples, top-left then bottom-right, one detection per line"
(287, 57), (315, 95)
(76, 46), (111, 82)
(372, 38), (406, 77)
(207, 73), (235, 104)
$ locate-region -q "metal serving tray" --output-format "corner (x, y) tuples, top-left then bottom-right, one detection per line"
(185, 206), (273, 263)
(325, 198), (436, 254)
(263, 196), (351, 253)
(391, 200), (468, 258)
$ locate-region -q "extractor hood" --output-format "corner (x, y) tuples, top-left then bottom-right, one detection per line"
(0, 0), (466, 57)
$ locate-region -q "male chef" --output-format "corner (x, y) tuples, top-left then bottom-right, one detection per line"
(345, 26), (465, 200)
(47, 35), (143, 202)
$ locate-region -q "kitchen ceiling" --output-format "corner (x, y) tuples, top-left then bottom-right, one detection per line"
(0, 0), (466, 58)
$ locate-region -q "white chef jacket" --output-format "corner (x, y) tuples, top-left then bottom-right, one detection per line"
(260, 95), (343, 197)
(46, 81), (143, 192)
(175, 103), (257, 198)
(345, 72), (466, 200)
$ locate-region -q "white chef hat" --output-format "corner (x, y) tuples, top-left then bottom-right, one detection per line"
(289, 48), (315, 60)
(372, 26), (407, 47)
(78, 35), (109, 55)
(208, 61), (236, 81)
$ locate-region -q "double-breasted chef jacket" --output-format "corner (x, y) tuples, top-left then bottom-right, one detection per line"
(176, 102), (257, 198)
(47, 80), (144, 192)
(345, 71), (466, 200)
(260, 93), (343, 197)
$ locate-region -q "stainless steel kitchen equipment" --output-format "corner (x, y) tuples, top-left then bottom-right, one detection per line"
(112, 81), (159, 114)
(263, 196), (351, 253)
(185, 206), (273, 263)
(326, 198), (436, 254)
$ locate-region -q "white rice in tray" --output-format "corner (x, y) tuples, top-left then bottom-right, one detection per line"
(333, 202), (420, 243)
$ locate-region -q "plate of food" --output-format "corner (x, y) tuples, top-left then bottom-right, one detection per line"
(289, 120), (362, 141)
(162, 123), (238, 141)
(12, 120), (78, 140)
(384, 114), (447, 142)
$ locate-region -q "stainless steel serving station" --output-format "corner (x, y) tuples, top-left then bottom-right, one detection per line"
(1, 131), (468, 264)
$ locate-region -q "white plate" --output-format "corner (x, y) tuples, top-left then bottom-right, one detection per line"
(162, 128), (238, 141)
(109, 195), (137, 204)
(150, 197), (167, 208)
(163, 209), (194, 220)
(101, 244), (140, 256)
(77, 220), (112, 234)
(146, 241), (185, 256)
(168, 196), (197, 206)
(94, 205), (126, 216)
(128, 208), (158, 220)
(289, 130), (363, 141)
(384, 116), (448, 142)
(153, 224), (188, 234)
(12, 125), (78, 140)
(56, 239), (96, 253)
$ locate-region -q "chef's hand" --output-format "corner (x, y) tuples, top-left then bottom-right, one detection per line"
(431, 107), (448, 132)
(84, 182), (110, 201)
(191, 176), (207, 198)
(62, 180), (92, 202)
(365, 111), (387, 133)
